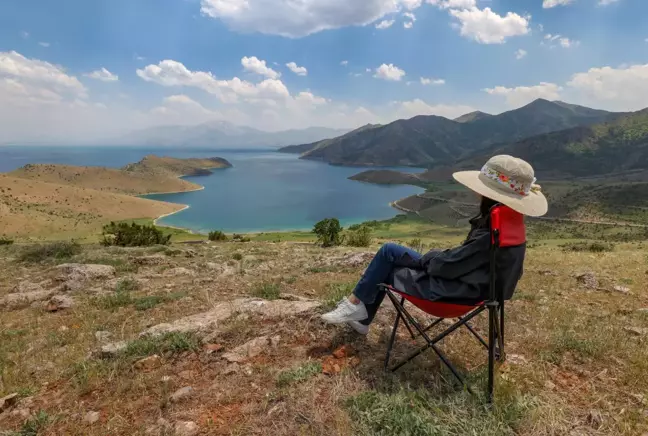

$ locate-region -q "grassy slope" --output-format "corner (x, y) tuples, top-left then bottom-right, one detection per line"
(0, 222), (646, 435)
(0, 175), (183, 241)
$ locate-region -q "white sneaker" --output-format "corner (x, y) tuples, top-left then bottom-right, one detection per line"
(321, 298), (368, 324)
(347, 320), (369, 335)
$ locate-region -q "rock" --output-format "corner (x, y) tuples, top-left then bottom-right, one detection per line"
(141, 298), (321, 338)
(223, 363), (239, 375)
(223, 336), (272, 363)
(1, 289), (57, 310)
(174, 421), (199, 436)
(575, 272), (598, 289)
(337, 252), (374, 268)
(184, 249), (198, 258)
(612, 285), (630, 294)
(12, 281), (45, 294)
(97, 341), (127, 358)
(83, 411), (100, 424)
(203, 343), (224, 354)
(507, 354), (528, 365)
(9, 408), (31, 419)
(46, 295), (74, 312)
(57, 263), (116, 291)
(0, 393), (18, 413)
(131, 254), (166, 265)
(170, 386), (194, 403)
(624, 326), (648, 336)
(95, 331), (112, 342)
(145, 418), (172, 435)
(163, 267), (196, 277)
(134, 355), (162, 370)
(538, 269), (557, 276)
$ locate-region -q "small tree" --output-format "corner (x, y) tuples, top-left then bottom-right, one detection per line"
(313, 218), (343, 247)
(208, 230), (228, 241)
(346, 225), (373, 247)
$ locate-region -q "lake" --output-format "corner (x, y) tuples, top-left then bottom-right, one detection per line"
(0, 146), (422, 233)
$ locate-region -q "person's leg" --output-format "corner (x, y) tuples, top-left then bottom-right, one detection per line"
(322, 243), (421, 328)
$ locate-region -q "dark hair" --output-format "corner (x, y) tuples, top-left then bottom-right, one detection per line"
(480, 196), (499, 217)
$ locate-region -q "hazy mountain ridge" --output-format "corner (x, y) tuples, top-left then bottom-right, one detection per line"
(279, 99), (618, 167)
(116, 121), (350, 148)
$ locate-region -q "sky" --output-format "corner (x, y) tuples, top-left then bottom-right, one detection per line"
(0, 0), (647, 143)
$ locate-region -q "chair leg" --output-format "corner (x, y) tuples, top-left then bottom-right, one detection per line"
(498, 302), (506, 361)
(487, 304), (497, 404)
(461, 319), (489, 349)
(384, 306), (402, 370)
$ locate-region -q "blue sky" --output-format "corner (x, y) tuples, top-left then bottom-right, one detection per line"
(0, 0), (646, 142)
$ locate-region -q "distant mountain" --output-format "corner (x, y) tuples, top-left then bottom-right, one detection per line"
(116, 121), (350, 148)
(454, 111), (492, 123)
(279, 99), (616, 167)
(278, 124), (381, 155)
(444, 107), (648, 179)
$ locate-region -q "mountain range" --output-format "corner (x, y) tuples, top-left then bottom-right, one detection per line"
(114, 122), (350, 148)
(279, 99), (619, 167)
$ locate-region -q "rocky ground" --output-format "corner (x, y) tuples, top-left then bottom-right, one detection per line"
(0, 238), (647, 435)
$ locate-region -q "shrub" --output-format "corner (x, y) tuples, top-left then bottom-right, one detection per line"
(19, 241), (82, 263)
(277, 362), (322, 386)
(408, 238), (425, 253)
(115, 277), (140, 293)
(232, 233), (251, 242)
(560, 241), (614, 253)
(313, 218), (343, 247)
(101, 222), (171, 247)
(323, 282), (355, 309)
(232, 252), (243, 261)
(0, 238), (14, 246)
(208, 230), (228, 241)
(122, 332), (201, 359)
(346, 225), (373, 247)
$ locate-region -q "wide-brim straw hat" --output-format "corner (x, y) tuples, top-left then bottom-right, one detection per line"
(453, 155), (548, 217)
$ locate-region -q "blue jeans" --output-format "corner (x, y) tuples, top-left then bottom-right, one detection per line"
(353, 243), (422, 326)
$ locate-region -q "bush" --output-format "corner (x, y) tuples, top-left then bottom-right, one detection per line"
(0, 238), (14, 246)
(19, 241), (82, 263)
(560, 241), (614, 253)
(346, 225), (373, 247)
(408, 238), (425, 253)
(232, 233), (251, 242)
(313, 218), (343, 247)
(101, 222), (171, 247)
(252, 282), (281, 300)
(208, 230), (228, 241)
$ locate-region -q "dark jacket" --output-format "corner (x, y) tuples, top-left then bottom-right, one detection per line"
(392, 215), (526, 304)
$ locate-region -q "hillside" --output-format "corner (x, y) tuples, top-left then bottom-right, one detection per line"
(0, 175), (183, 240)
(0, 222), (647, 435)
(10, 156), (232, 196)
(454, 111), (492, 123)
(281, 99), (615, 167)
(116, 121), (350, 148)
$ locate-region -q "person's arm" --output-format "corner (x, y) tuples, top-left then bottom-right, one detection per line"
(419, 231), (490, 280)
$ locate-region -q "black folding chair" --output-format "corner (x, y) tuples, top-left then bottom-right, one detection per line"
(381, 204), (526, 403)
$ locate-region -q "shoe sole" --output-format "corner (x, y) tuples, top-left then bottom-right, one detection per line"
(347, 321), (369, 335)
(321, 311), (368, 324)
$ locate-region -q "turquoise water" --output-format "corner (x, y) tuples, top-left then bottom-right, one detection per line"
(0, 146), (422, 234)
(144, 152), (422, 233)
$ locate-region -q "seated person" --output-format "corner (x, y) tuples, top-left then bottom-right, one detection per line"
(321, 155), (548, 335)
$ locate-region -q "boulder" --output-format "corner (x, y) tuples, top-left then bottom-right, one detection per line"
(56, 263), (116, 291)
(11, 281), (45, 294)
(95, 331), (112, 342)
(134, 355), (162, 370)
(97, 341), (127, 358)
(0, 393), (18, 413)
(131, 255), (166, 266)
(46, 295), (75, 312)
(223, 336), (273, 363)
(163, 267), (196, 277)
(575, 272), (598, 289)
(83, 411), (100, 425)
(1, 289), (57, 310)
(338, 252), (374, 268)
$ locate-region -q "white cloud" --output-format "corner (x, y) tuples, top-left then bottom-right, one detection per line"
(38, 42), (50, 48)
(566, 63), (648, 111)
(427, 0), (476, 9)
(403, 12), (416, 21)
(341, 60), (349, 66)
(392, 99), (476, 120)
(365, 68), (372, 72)
(200, 0), (420, 38)
(0, 51), (87, 99)
(286, 62), (308, 76)
(84, 68), (119, 82)
(449, 7), (530, 44)
(376, 19), (395, 29)
(241, 56), (281, 79)
(484, 82), (562, 106)
(542, 0), (574, 8)
(294, 91), (328, 106)
(404, 21), (414, 29)
(136, 59), (290, 103)
(543, 34), (579, 48)
(559, 37), (579, 48)
(420, 77), (445, 85)
(20, 31), (30, 39)
(515, 49), (527, 59)
(599, 0), (621, 5)
(374, 63), (406, 81)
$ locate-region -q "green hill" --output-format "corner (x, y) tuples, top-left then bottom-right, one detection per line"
(280, 99), (615, 167)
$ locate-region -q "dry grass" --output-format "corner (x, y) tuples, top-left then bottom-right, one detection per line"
(0, 236), (647, 435)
